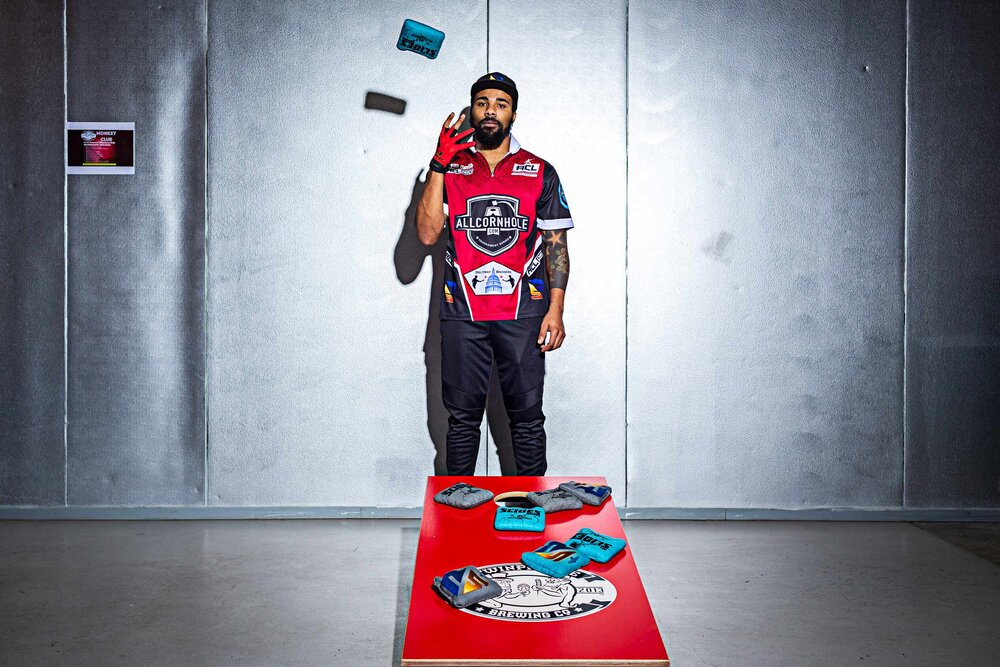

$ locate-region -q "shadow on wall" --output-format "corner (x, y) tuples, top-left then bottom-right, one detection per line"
(392, 107), (519, 475)
(394, 170), (448, 475)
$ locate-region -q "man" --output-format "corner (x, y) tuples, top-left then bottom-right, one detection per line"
(416, 72), (573, 476)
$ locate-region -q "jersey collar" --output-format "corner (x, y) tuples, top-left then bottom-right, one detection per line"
(469, 133), (521, 156)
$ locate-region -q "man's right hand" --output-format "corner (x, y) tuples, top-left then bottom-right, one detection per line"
(429, 112), (475, 173)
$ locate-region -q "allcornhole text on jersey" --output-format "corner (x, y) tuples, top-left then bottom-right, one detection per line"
(454, 195), (530, 256)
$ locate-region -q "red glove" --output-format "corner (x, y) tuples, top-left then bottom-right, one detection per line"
(430, 113), (475, 173)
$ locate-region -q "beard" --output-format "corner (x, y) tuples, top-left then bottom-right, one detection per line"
(473, 117), (513, 150)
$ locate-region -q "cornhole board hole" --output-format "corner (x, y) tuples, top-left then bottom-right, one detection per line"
(402, 476), (669, 666)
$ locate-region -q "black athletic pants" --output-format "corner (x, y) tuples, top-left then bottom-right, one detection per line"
(441, 316), (547, 476)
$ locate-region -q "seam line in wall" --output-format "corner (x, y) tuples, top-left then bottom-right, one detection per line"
(203, 0), (210, 506)
(901, 0), (910, 509)
(483, 0), (490, 476)
(623, 0), (630, 508)
(63, 0), (69, 507)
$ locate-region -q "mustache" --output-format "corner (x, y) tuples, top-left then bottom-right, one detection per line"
(476, 117), (504, 130)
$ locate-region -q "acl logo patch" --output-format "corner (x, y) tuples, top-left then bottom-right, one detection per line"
(512, 159), (540, 177)
(454, 195), (530, 256)
(464, 261), (521, 296)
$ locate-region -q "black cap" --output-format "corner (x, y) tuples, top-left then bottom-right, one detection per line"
(470, 72), (518, 111)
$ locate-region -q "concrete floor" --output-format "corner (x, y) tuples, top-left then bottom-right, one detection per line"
(1, 521), (998, 667)
(913, 522), (1000, 567)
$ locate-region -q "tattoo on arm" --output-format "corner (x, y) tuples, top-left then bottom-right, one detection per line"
(542, 229), (570, 290)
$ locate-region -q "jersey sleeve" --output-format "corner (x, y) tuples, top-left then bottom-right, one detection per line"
(442, 177), (449, 216)
(536, 161), (574, 230)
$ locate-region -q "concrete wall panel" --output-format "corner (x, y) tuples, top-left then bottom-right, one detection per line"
(0, 0), (66, 505)
(905, 0), (1000, 508)
(207, 0), (487, 505)
(626, 0), (906, 507)
(66, 0), (207, 505)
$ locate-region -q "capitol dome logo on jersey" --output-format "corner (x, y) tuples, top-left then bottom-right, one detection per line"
(455, 195), (530, 256)
(464, 261), (521, 296)
(458, 563), (617, 622)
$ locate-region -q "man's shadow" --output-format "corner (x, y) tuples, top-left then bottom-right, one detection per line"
(392, 108), (518, 475)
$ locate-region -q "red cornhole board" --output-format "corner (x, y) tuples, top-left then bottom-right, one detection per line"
(401, 476), (669, 666)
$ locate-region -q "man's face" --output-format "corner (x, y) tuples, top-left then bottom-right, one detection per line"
(470, 88), (516, 150)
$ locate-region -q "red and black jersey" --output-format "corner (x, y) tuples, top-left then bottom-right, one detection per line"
(441, 135), (574, 321)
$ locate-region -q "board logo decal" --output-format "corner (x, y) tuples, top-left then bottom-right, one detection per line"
(459, 563), (617, 622)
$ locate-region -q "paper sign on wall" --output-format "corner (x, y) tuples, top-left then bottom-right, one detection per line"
(67, 122), (135, 175)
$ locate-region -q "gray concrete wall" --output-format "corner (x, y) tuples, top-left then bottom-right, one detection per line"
(206, 0), (487, 506)
(626, 0), (906, 508)
(904, 0), (1000, 508)
(1, 0), (997, 511)
(0, 0), (66, 505)
(65, 0), (206, 505)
